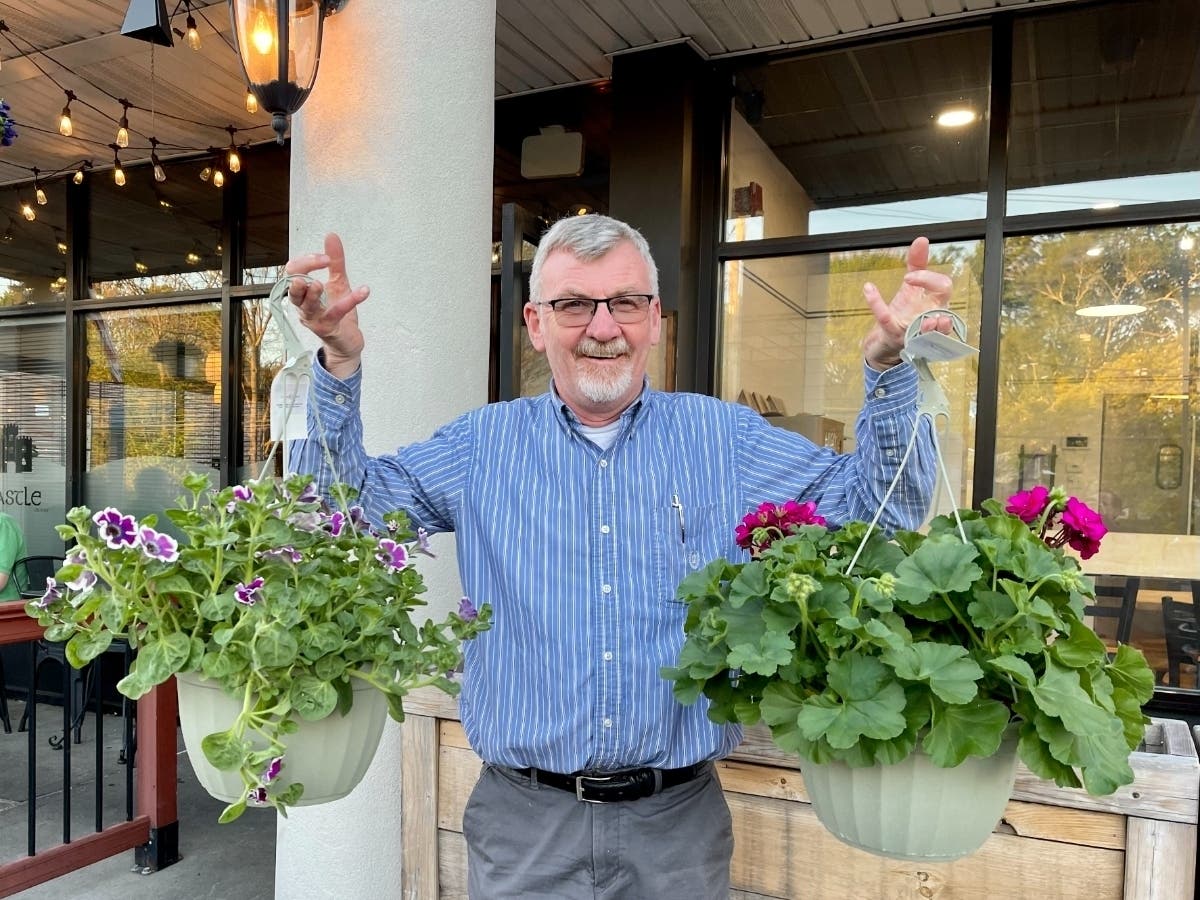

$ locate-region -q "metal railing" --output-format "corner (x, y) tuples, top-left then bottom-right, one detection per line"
(0, 601), (179, 897)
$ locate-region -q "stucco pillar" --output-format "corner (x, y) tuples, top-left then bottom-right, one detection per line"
(275, 1), (494, 896)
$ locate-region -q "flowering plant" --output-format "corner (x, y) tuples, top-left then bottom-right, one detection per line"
(664, 488), (1155, 795)
(24, 472), (489, 820)
(0, 100), (16, 146)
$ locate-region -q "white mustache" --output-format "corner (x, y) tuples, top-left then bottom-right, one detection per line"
(575, 338), (629, 359)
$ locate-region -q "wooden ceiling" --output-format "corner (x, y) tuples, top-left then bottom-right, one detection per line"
(0, 0), (1098, 288)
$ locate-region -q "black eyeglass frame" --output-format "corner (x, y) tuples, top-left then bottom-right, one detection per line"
(536, 294), (655, 324)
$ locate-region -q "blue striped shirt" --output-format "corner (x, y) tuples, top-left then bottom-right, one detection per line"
(294, 360), (936, 772)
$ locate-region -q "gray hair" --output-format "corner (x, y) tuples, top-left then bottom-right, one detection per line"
(529, 214), (659, 304)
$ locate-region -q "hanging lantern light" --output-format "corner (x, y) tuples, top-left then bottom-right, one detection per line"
(229, 0), (351, 144)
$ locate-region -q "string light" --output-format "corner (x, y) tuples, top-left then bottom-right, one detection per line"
(32, 168), (47, 205)
(150, 137), (167, 183)
(111, 145), (125, 187)
(245, 89), (258, 114)
(58, 90), (75, 137)
(212, 168), (225, 188)
(199, 165), (212, 182)
(73, 161), (92, 185)
(54, 229), (67, 254)
(186, 249), (201, 264)
(116, 99), (131, 148)
(185, 6), (202, 51)
(226, 126), (241, 173)
(20, 199), (34, 222)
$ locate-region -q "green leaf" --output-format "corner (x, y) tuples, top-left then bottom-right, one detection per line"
(253, 623), (299, 669)
(1017, 719), (1081, 789)
(201, 729), (249, 771)
(1033, 712), (1133, 795)
(1113, 689), (1149, 750)
(728, 563), (769, 608)
(1049, 623), (1109, 668)
(727, 630), (794, 676)
(966, 590), (1016, 629)
(884, 642), (982, 704)
(893, 536), (982, 600)
(1031, 659), (1119, 736)
(66, 630), (113, 667)
(115, 670), (152, 700)
(797, 654), (907, 749)
(290, 675), (338, 721)
(199, 591), (236, 621)
(988, 654), (1037, 689)
(1106, 644), (1155, 705)
(922, 698), (1010, 766)
(218, 800), (247, 823)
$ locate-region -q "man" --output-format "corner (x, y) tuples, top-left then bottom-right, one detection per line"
(0, 511), (27, 601)
(287, 214), (953, 899)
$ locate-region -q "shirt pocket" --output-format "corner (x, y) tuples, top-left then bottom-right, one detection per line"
(653, 500), (723, 605)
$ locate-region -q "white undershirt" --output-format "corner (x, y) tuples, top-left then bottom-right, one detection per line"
(579, 420), (622, 450)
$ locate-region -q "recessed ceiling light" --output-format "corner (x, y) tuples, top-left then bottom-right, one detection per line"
(1075, 304), (1146, 317)
(1092, 200), (1120, 210)
(936, 108), (977, 128)
(1085, 247), (1103, 257)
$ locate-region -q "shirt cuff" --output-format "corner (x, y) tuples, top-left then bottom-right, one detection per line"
(862, 360), (918, 415)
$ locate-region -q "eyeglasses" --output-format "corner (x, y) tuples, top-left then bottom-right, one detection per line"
(538, 294), (654, 326)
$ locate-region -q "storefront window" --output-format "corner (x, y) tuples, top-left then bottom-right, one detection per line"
(243, 143), (290, 285)
(0, 177), (68, 306)
(239, 296), (287, 482)
(1007, 0), (1200, 216)
(717, 241), (982, 514)
(82, 304), (222, 524)
(998, 223), (1200, 691)
(0, 318), (67, 556)
(88, 156), (224, 298)
(726, 28), (990, 239)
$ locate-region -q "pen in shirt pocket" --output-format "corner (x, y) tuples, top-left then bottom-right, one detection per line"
(671, 493), (686, 544)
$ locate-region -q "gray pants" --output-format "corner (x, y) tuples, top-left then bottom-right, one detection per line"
(463, 763), (733, 900)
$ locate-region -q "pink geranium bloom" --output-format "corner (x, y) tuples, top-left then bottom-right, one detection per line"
(1005, 486), (1050, 524)
(1061, 497), (1107, 542)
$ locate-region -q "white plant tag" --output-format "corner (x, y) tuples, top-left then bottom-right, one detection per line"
(270, 367), (311, 441)
(903, 330), (978, 363)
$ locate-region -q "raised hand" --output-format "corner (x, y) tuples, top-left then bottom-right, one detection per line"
(860, 236), (954, 371)
(284, 233), (371, 378)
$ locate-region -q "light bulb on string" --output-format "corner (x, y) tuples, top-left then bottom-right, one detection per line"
(150, 138), (167, 183)
(212, 168), (225, 188)
(20, 200), (34, 222)
(185, 11), (202, 51)
(199, 166), (212, 182)
(244, 89), (258, 114)
(72, 161), (91, 185)
(116, 100), (130, 148)
(32, 169), (46, 205)
(111, 145), (125, 187)
(226, 127), (241, 174)
(58, 90), (75, 137)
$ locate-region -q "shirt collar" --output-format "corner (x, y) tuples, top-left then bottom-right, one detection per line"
(548, 377), (653, 437)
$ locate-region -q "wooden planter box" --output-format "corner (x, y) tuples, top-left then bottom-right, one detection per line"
(400, 689), (1197, 900)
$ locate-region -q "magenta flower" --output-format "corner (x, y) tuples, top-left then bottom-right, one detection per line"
(458, 596), (478, 621)
(735, 499), (827, 557)
(139, 526), (179, 563)
(246, 786), (269, 805)
(235, 576), (265, 606)
(93, 508), (138, 549)
(1005, 486), (1050, 524)
(1061, 498), (1107, 559)
(375, 538), (409, 573)
(261, 756), (283, 784)
(349, 506), (367, 528)
(226, 484), (254, 513)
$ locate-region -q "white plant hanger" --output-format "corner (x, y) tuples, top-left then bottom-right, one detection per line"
(846, 309), (978, 574)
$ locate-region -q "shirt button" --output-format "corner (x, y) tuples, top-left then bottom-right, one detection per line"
(600, 524), (610, 534)
(599, 459), (608, 468)
(601, 584), (612, 594)
(603, 651), (613, 661)
(873, 387), (887, 399)
(333, 393), (347, 404)
(886, 449), (896, 458)
(603, 718), (613, 728)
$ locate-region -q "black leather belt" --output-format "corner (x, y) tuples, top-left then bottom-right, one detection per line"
(512, 763), (708, 803)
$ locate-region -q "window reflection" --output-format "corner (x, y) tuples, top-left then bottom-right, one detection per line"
(239, 295), (287, 482)
(999, 223), (1200, 690)
(718, 241), (981, 513)
(82, 305), (222, 525)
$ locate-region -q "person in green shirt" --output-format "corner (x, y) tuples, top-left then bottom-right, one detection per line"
(0, 512), (28, 601)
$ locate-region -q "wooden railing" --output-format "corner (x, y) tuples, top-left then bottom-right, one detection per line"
(0, 600), (180, 898)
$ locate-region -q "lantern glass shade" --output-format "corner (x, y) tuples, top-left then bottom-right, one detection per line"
(230, 0), (328, 140)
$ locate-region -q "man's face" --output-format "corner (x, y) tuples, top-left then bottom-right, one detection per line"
(524, 241), (661, 426)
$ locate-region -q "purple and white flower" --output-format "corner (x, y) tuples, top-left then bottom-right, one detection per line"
(457, 596), (478, 622)
(139, 526), (179, 563)
(92, 508), (138, 549)
(226, 483), (254, 513)
(375, 538), (409, 573)
(235, 576), (265, 606)
(257, 546), (302, 564)
(246, 786), (269, 805)
(36, 578), (62, 609)
(261, 756), (284, 784)
(325, 511), (346, 537)
(415, 527), (436, 558)
(66, 568), (98, 594)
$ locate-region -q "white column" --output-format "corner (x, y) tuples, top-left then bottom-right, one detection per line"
(275, 0), (494, 896)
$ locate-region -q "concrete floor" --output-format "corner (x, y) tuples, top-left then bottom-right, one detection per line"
(1, 696), (276, 899)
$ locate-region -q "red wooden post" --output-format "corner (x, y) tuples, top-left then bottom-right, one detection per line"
(133, 677), (181, 870)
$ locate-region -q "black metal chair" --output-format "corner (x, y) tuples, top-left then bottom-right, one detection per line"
(1160, 582), (1200, 688)
(1084, 574), (1140, 649)
(11, 555), (62, 600)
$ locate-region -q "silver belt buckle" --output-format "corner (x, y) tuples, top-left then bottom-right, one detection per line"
(575, 773), (616, 803)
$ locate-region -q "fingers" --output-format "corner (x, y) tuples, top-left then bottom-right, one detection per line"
(905, 236), (930, 273)
(862, 281), (893, 329)
(902, 269), (953, 306)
